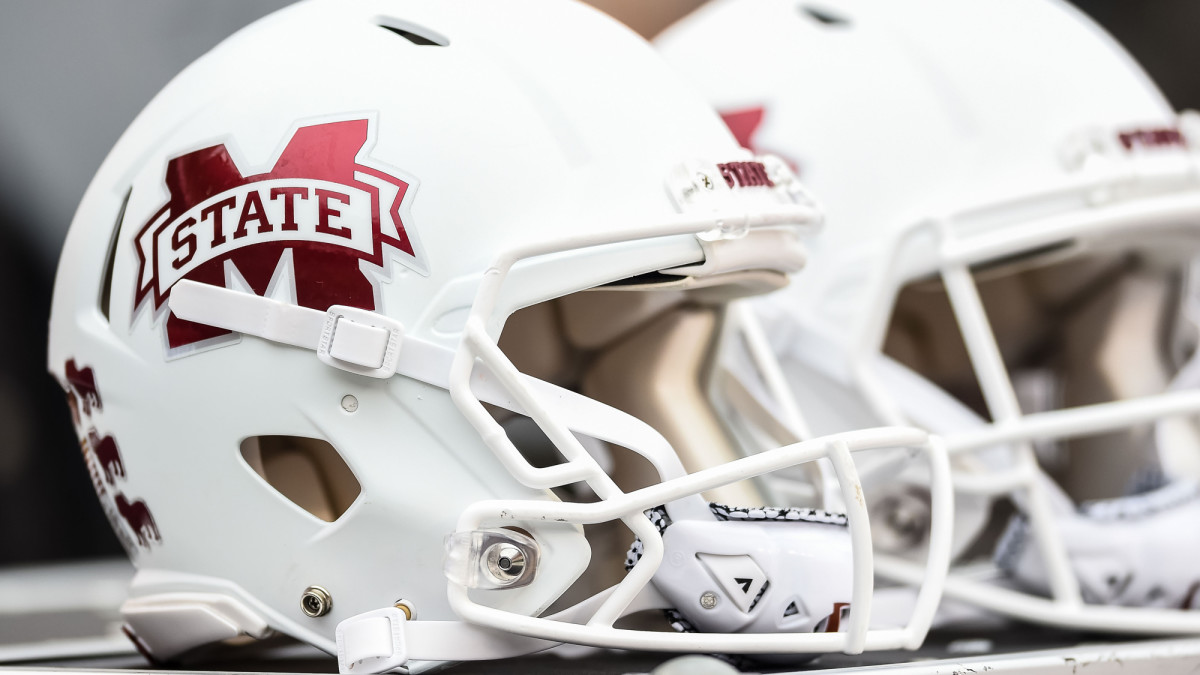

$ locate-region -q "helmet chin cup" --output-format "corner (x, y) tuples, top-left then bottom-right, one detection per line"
(652, 517), (852, 635)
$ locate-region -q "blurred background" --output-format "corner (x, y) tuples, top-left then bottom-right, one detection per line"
(1, 0), (1199, 566)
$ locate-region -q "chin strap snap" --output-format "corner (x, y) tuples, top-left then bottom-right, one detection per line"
(336, 607), (409, 674)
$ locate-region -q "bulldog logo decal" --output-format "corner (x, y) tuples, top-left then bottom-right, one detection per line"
(133, 117), (425, 354)
(63, 359), (161, 554)
(64, 358), (102, 423)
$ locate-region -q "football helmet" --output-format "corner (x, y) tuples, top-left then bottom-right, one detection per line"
(659, 0), (1200, 632)
(47, 0), (952, 670)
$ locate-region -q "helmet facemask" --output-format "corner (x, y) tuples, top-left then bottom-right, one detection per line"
(781, 192), (1200, 634)
(140, 167), (952, 670)
(411, 212), (953, 669)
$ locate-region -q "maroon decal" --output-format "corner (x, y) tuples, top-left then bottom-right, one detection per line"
(65, 392), (81, 428)
(721, 107), (766, 153)
(115, 493), (162, 548)
(88, 429), (126, 485)
(719, 106), (801, 174)
(1182, 581), (1200, 610)
(823, 602), (851, 633)
(133, 118), (422, 352)
(62, 358), (161, 553)
(65, 358), (102, 416)
(121, 625), (161, 666)
(717, 161), (775, 189)
(1118, 126), (1187, 151)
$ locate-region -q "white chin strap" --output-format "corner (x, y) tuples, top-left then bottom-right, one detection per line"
(170, 279), (418, 380)
(336, 608), (552, 672)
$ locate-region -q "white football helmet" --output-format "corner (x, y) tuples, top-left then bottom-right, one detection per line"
(47, 0), (953, 670)
(660, 0), (1200, 633)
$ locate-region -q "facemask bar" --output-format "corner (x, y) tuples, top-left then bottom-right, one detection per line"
(726, 301), (814, 441)
(845, 123), (1200, 632)
(712, 302), (849, 510)
(447, 429), (952, 654)
(442, 204), (953, 655)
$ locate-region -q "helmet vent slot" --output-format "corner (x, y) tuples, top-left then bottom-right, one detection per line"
(378, 20), (449, 47)
(240, 435), (361, 522)
(99, 187), (131, 322)
(799, 4), (850, 27)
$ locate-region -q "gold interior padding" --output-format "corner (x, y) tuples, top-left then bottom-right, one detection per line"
(240, 435), (362, 522)
(500, 281), (770, 506)
(581, 306), (761, 505)
(497, 301), (576, 385)
(886, 252), (1183, 501)
(1058, 270), (1172, 500)
(886, 279), (990, 417)
(580, 0), (708, 39)
(887, 256), (1134, 411)
(558, 287), (687, 350)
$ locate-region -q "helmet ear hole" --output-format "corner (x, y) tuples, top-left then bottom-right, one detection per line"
(240, 435), (361, 522)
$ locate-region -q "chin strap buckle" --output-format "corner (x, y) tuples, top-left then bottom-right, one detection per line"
(336, 606), (409, 674)
(317, 304), (405, 379)
(167, 280), (406, 380)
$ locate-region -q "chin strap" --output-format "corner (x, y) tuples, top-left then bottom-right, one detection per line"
(335, 608), (562, 674)
(335, 587), (672, 673)
(169, 280), (421, 379)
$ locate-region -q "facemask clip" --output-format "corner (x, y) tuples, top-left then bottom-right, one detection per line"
(444, 529), (540, 590)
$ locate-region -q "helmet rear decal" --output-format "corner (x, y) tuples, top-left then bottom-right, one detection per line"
(65, 357), (102, 419)
(89, 428), (125, 485)
(132, 118), (425, 354)
(64, 358), (161, 554)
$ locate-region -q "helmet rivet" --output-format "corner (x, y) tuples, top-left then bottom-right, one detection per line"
(699, 591), (719, 610)
(696, 172), (714, 190)
(484, 542), (527, 583)
(394, 599), (416, 620)
(341, 394), (359, 413)
(301, 585), (332, 617)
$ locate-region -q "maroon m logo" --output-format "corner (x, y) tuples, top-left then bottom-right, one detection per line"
(133, 118), (424, 352)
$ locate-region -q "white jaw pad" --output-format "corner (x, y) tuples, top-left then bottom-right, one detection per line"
(998, 480), (1200, 608)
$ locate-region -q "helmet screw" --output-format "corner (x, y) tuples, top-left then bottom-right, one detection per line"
(301, 585), (333, 617)
(485, 542), (527, 584)
(699, 591), (719, 610)
(341, 394), (359, 413)
(394, 598), (416, 620)
(696, 173), (714, 190)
